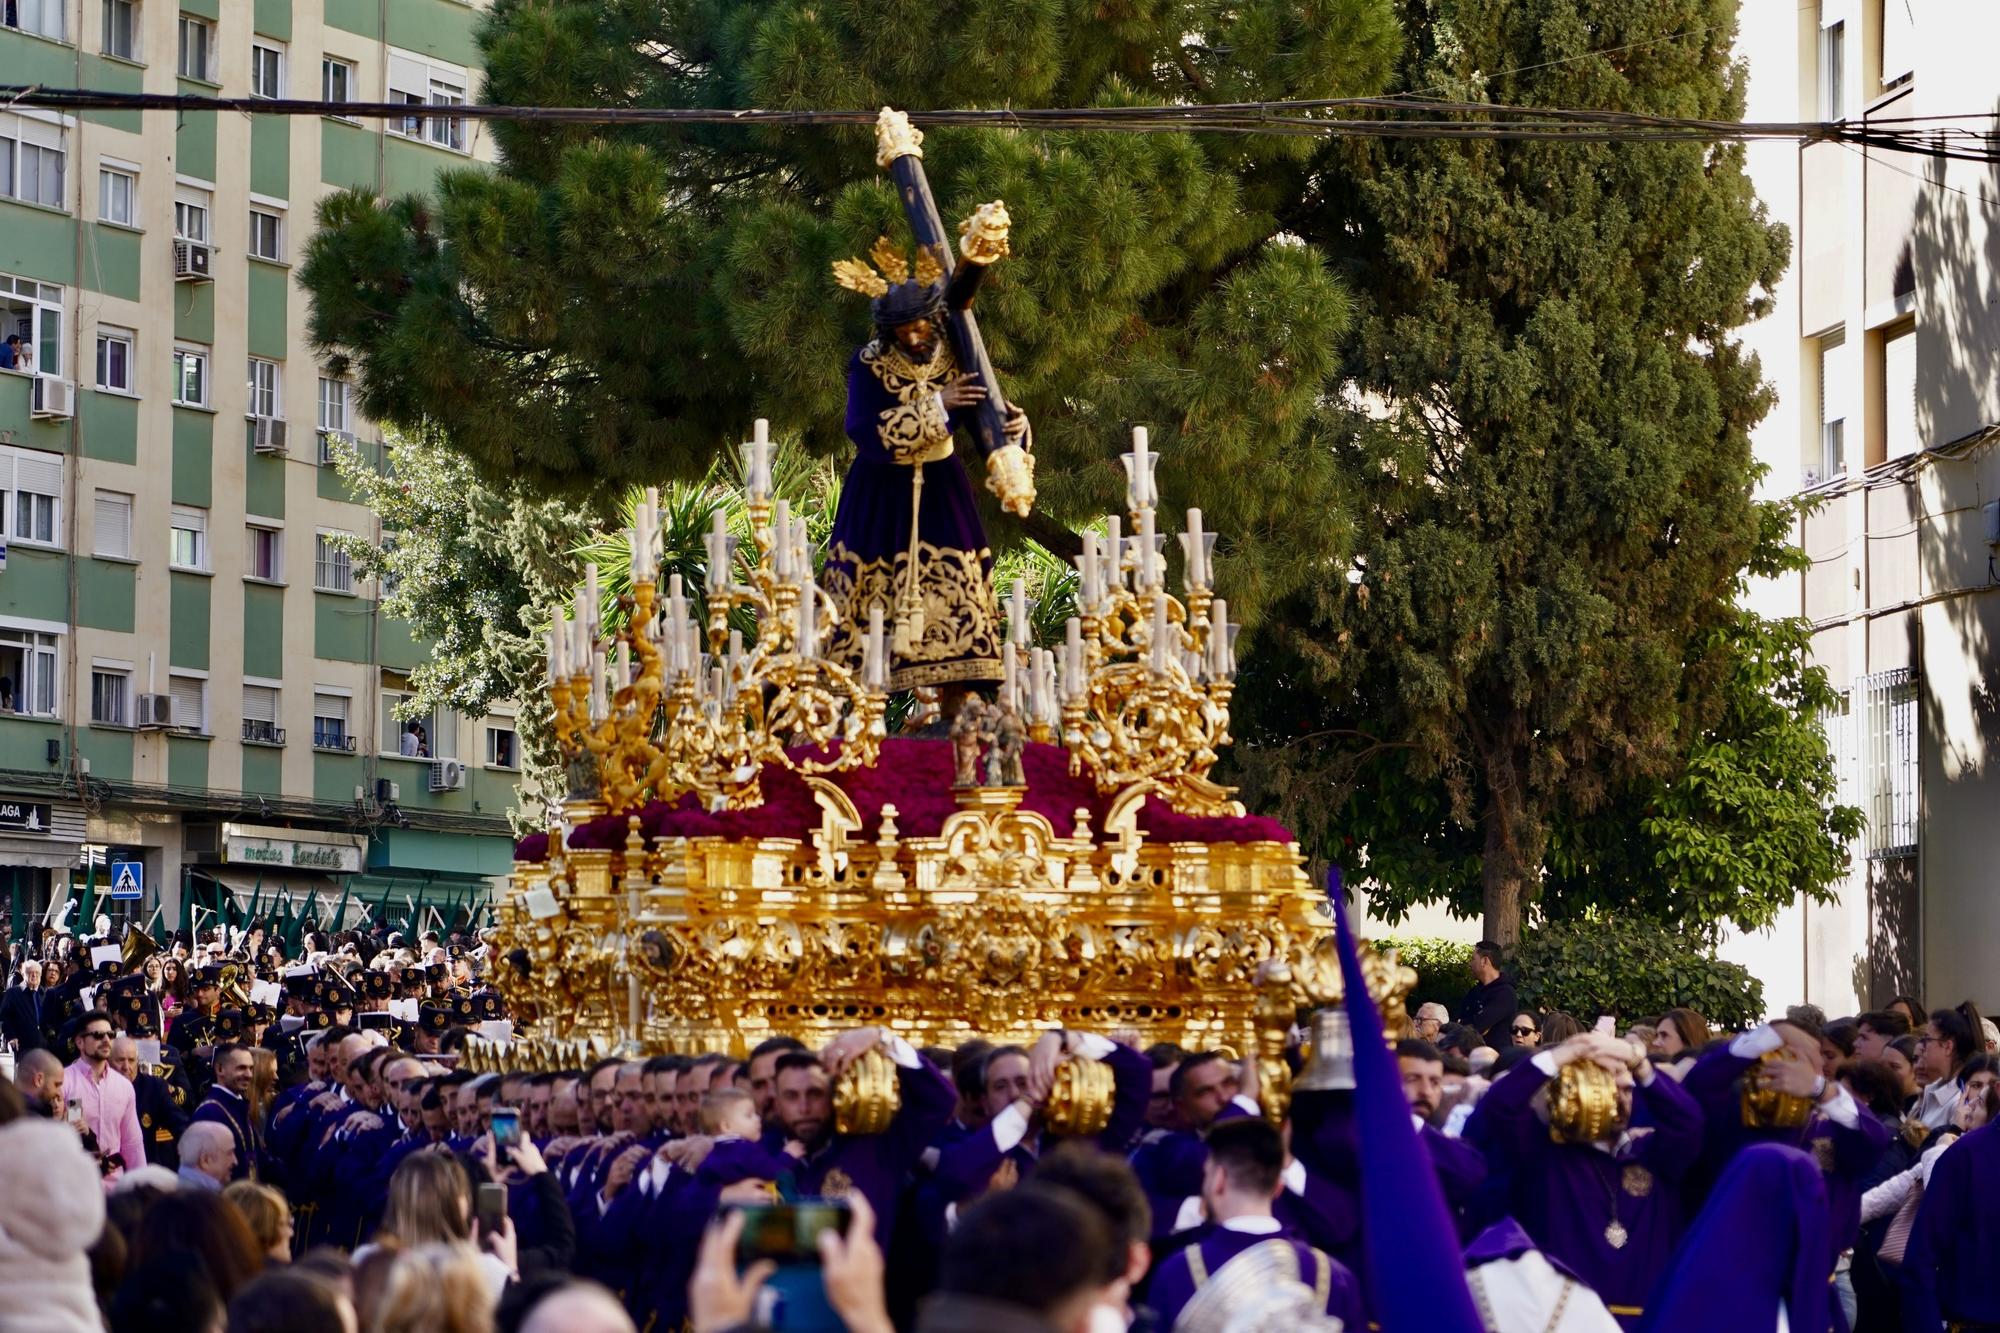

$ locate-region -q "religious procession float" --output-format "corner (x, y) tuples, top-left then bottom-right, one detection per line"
(480, 110), (1433, 1132)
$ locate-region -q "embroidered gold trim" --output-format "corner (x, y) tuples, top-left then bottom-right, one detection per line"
(823, 539), (1002, 690)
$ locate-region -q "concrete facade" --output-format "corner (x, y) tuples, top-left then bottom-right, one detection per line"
(1721, 0), (2000, 1015)
(0, 0), (520, 939)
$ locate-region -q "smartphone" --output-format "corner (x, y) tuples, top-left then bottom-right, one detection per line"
(729, 1200), (853, 1333)
(475, 1181), (508, 1237)
(490, 1106), (522, 1152)
(66, 1097), (86, 1131)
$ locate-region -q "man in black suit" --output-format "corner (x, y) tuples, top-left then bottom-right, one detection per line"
(1454, 940), (1520, 1048)
(1, 958), (51, 1053)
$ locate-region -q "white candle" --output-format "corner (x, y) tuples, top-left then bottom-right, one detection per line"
(616, 639), (632, 691)
(772, 501), (792, 579)
(1137, 507), (1158, 587)
(1001, 641), (1018, 713)
(1149, 593), (1170, 676)
(1079, 532), (1101, 607)
(546, 623), (559, 685)
(551, 609), (569, 677)
(570, 615), (589, 679)
(1183, 509), (1206, 589)
(746, 419), (772, 501)
(1209, 598), (1229, 678)
(706, 510), (730, 593)
(590, 647), (609, 720)
(1009, 579), (1028, 645)
(1105, 515), (1123, 590)
(1124, 426), (1153, 511)
(867, 604), (886, 690)
(797, 580), (816, 658)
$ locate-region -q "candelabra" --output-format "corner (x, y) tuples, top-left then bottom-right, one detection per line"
(544, 420), (889, 814)
(1055, 427), (1241, 814)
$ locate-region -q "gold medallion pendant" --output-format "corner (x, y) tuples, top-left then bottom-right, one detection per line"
(1604, 1220), (1630, 1249)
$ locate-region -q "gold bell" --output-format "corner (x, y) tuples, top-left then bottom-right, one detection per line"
(833, 1047), (902, 1136)
(1548, 1059), (1626, 1145)
(1044, 1055), (1117, 1138)
(1292, 1009), (1357, 1093)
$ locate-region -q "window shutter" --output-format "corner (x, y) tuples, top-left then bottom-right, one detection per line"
(243, 684), (279, 724)
(95, 492), (132, 558)
(14, 449), (63, 498)
(313, 693), (349, 725)
(169, 676), (205, 730)
(1884, 327), (1918, 460)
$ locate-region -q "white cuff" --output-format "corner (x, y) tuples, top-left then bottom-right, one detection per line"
(1530, 1051), (1560, 1078)
(1173, 1196), (1205, 1232)
(944, 1201), (959, 1232)
(1818, 1084), (1861, 1129)
(1729, 1026), (1784, 1059)
(1412, 1112), (1428, 1132)
(991, 1102), (1032, 1154)
(1071, 1033), (1116, 1062)
(1230, 1094), (1262, 1118)
(883, 1034), (921, 1070)
(1282, 1158), (1308, 1196)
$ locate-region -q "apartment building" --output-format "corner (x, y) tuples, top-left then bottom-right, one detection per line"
(1722, 0), (2000, 1013)
(0, 0), (522, 938)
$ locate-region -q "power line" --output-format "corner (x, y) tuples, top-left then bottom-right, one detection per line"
(3, 84), (1997, 160)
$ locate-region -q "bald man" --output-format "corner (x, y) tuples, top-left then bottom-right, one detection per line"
(179, 1119), (235, 1190)
(521, 1282), (637, 1333)
(14, 1047), (63, 1117)
(111, 1036), (186, 1169)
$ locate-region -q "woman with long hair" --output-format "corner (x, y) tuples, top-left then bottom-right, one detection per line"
(359, 1151), (515, 1303)
(126, 1189), (265, 1304)
(224, 1181), (294, 1264)
(159, 956), (187, 1020)
(357, 1245), (496, 1333)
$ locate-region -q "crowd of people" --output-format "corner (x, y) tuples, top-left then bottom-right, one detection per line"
(3, 920), (1999, 1333)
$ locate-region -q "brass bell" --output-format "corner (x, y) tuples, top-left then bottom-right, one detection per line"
(1740, 1048), (1813, 1130)
(1293, 1009), (1357, 1092)
(833, 1046), (902, 1136)
(1044, 1055), (1117, 1138)
(1549, 1059), (1627, 1145)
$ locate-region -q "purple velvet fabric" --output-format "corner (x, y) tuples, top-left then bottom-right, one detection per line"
(514, 738), (1295, 859)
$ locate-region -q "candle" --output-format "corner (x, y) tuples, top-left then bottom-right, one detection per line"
(570, 615), (589, 680)
(705, 510), (730, 594)
(1002, 641), (1019, 713)
(590, 646), (608, 721)
(1124, 426), (1153, 511)
(1105, 515), (1123, 591)
(1008, 579), (1028, 645)
(1149, 592), (1170, 676)
(546, 623), (559, 685)
(1065, 618), (1084, 701)
(1137, 507), (1158, 587)
(746, 419), (772, 501)
(797, 580), (816, 658)
(1079, 532), (1101, 608)
(867, 604), (886, 690)
(1182, 508), (1206, 589)
(772, 501), (792, 579)
(616, 639), (632, 692)
(1209, 598), (1229, 678)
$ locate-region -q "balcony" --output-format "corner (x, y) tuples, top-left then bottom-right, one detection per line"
(241, 719), (286, 747)
(313, 729), (358, 753)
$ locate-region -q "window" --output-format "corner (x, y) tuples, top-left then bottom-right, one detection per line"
(1861, 668), (1917, 857)
(168, 672), (207, 733)
(321, 56), (356, 110)
(93, 490), (133, 558)
(0, 626), (60, 717)
(248, 207), (282, 261)
(0, 446), (64, 547)
(95, 326), (133, 393)
(317, 375), (351, 461)
(1880, 0), (1914, 90)
(315, 532), (353, 593)
(250, 41), (285, 99)
(388, 49), (469, 153)
(312, 690), (352, 750)
(172, 187), (208, 242)
(242, 682), (282, 745)
(170, 504), (208, 571)
(4, 0), (66, 41)
(485, 724), (519, 769)
(172, 344), (209, 406)
(91, 666), (131, 726)
(247, 357), (281, 419)
(177, 15), (215, 82)
(1882, 323), (1918, 461)
(1816, 329), (1846, 482)
(1819, 20), (1845, 121)
(0, 273), (65, 378)
(380, 670), (415, 755)
(98, 164), (135, 224)
(248, 523), (282, 581)
(101, 0), (137, 60)
(1, 113), (68, 210)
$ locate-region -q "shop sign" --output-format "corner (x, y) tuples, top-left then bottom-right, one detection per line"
(225, 835), (362, 873)
(0, 800), (52, 833)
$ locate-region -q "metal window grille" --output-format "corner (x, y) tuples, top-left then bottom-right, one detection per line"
(1860, 668), (1918, 858)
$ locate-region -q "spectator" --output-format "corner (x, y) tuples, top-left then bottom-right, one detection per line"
(224, 1181), (294, 1264)
(1853, 1009), (1910, 1059)
(1411, 1001), (1449, 1044)
(1913, 1008), (1978, 1131)
(0, 1116), (108, 1333)
(65, 1008), (146, 1185)
(181, 1119), (238, 1191)
(365, 1150), (515, 1302)
(0, 332), (24, 371)
(225, 1269), (357, 1333)
(1886, 994), (1925, 1030)
(1508, 1011), (1542, 1049)
(1456, 941), (1518, 1047)
(516, 1280), (638, 1333)
(925, 1184), (1112, 1333)
(15, 1045), (64, 1115)
(2, 956), (51, 1051)
(363, 1244), (498, 1333)
(108, 1258), (225, 1333)
(1538, 1011), (1583, 1045)
(1651, 1007), (1711, 1078)
(128, 1189), (265, 1304)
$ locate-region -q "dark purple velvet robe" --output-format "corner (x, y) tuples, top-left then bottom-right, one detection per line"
(1147, 1224), (1363, 1331)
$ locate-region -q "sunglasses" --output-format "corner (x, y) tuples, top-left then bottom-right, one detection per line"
(1511, 1025), (1538, 1036)
(82, 1030), (114, 1040)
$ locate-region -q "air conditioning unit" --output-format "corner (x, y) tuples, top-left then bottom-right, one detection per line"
(317, 429), (355, 464)
(136, 694), (174, 730)
(374, 778), (400, 804)
(30, 376), (74, 420)
(251, 415), (288, 454)
(173, 239), (214, 282)
(429, 758), (466, 792)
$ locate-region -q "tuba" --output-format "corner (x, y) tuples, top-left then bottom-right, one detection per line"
(122, 925), (161, 971)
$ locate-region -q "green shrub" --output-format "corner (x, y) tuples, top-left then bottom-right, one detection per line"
(1512, 917), (1765, 1032)
(1373, 936), (1475, 1016)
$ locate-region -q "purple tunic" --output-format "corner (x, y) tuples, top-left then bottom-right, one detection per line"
(1466, 1056), (1705, 1325)
(822, 343), (1002, 691)
(1147, 1224), (1362, 1330)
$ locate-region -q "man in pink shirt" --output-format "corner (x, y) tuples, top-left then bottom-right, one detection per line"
(64, 1008), (145, 1188)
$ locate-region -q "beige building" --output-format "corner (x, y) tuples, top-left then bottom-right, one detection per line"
(1721, 0), (2000, 1014)
(0, 0), (523, 940)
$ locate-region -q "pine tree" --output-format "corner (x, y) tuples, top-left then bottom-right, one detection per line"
(1229, 0), (1806, 945)
(300, 0), (1400, 627)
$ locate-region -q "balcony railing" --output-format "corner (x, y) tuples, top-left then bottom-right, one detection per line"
(242, 719), (287, 746)
(313, 729), (358, 752)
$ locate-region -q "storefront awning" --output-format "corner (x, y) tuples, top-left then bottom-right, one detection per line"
(197, 865), (347, 906)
